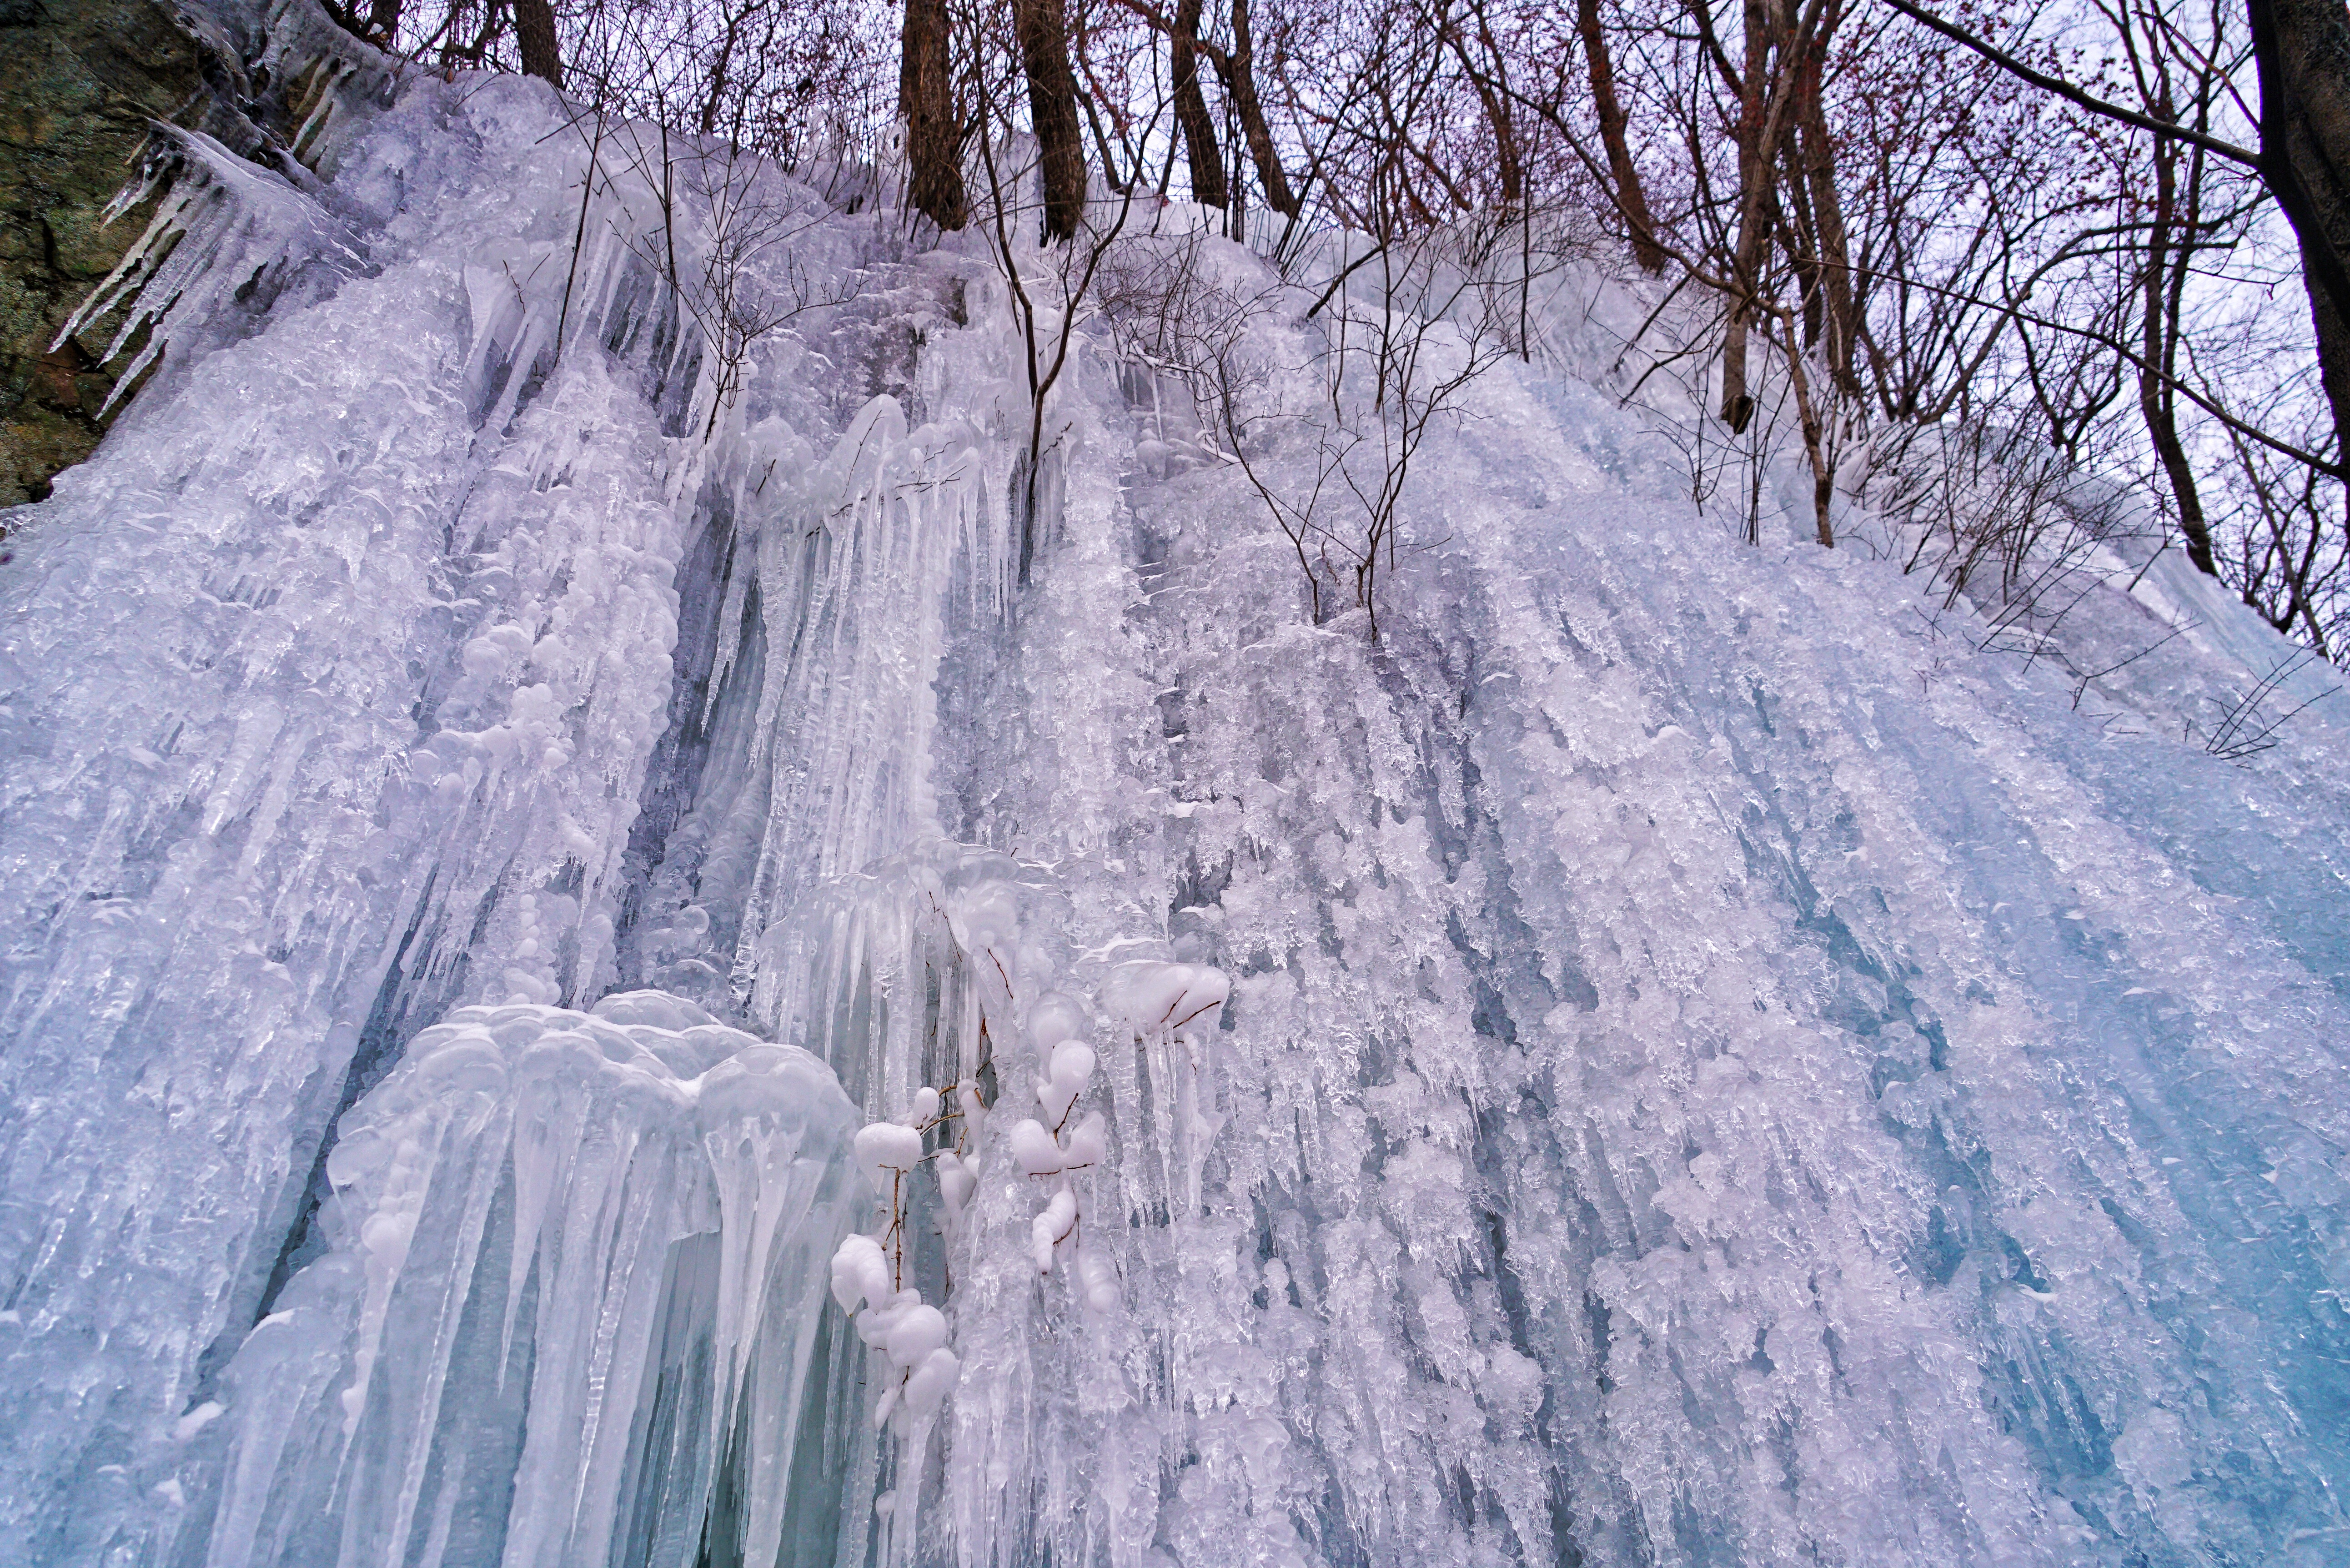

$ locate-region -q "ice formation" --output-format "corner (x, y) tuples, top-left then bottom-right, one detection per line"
(5, 8), (2350, 1566)
(200, 993), (864, 1568)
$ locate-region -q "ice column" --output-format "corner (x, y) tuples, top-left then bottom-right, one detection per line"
(191, 990), (864, 1568)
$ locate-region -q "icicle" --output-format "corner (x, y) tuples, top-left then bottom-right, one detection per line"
(53, 125), (368, 411)
(1100, 961), (1230, 1217)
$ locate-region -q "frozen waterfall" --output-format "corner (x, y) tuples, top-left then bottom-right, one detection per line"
(5, 20), (2350, 1568)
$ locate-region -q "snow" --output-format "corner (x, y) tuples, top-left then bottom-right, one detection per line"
(1036, 1041), (1097, 1125)
(856, 1121), (929, 1187)
(3, 20), (2350, 1568)
(1099, 960), (1229, 1039)
(1009, 1116), (1068, 1176)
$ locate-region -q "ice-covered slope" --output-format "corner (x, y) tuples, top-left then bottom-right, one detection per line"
(4, 39), (2350, 1568)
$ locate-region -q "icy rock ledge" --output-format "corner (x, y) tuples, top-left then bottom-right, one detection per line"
(193, 991), (865, 1568)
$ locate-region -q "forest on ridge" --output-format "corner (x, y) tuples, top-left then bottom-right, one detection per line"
(327, 0), (2350, 658)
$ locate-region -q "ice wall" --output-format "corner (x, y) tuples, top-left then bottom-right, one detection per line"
(3, 15), (2350, 1567)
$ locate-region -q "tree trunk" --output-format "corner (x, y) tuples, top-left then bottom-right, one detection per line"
(364, 0), (400, 44)
(700, 5), (745, 136)
(1443, 0), (1521, 206)
(1015, 0), (1089, 241)
(2139, 99), (2217, 573)
(1777, 175), (1826, 351)
(513, 0), (561, 88)
(2250, 0), (2350, 472)
(1577, 0), (1665, 271)
(902, 0), (967, 228)
(1720, 0), (1782, 431)
(1219, 0), (1298, 216)
(1791, 16), (1857, 393)
(1172, 0), (1226, 206)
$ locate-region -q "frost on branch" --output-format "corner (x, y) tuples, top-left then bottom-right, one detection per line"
(761, 845), (1082, 1558)
(1006, 989), (1123, 1314)
(832, 1085), (970, 1556)
(1099, 959), (1231, 1039)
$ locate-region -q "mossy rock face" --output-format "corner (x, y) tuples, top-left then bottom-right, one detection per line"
(0, 0), (227, 504)
(0, 0), (389, 512)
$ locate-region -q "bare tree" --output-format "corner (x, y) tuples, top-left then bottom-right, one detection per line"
(2251, 0), (2350, 476)
(1874, 0), (2350, 496)
(218, 0), (2350, 658)
(1573, 0), (1667, 270)
(1214, 219), (1515, 633)
(623, 132), (861, 433)
(1111, 0), (1301, 216)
